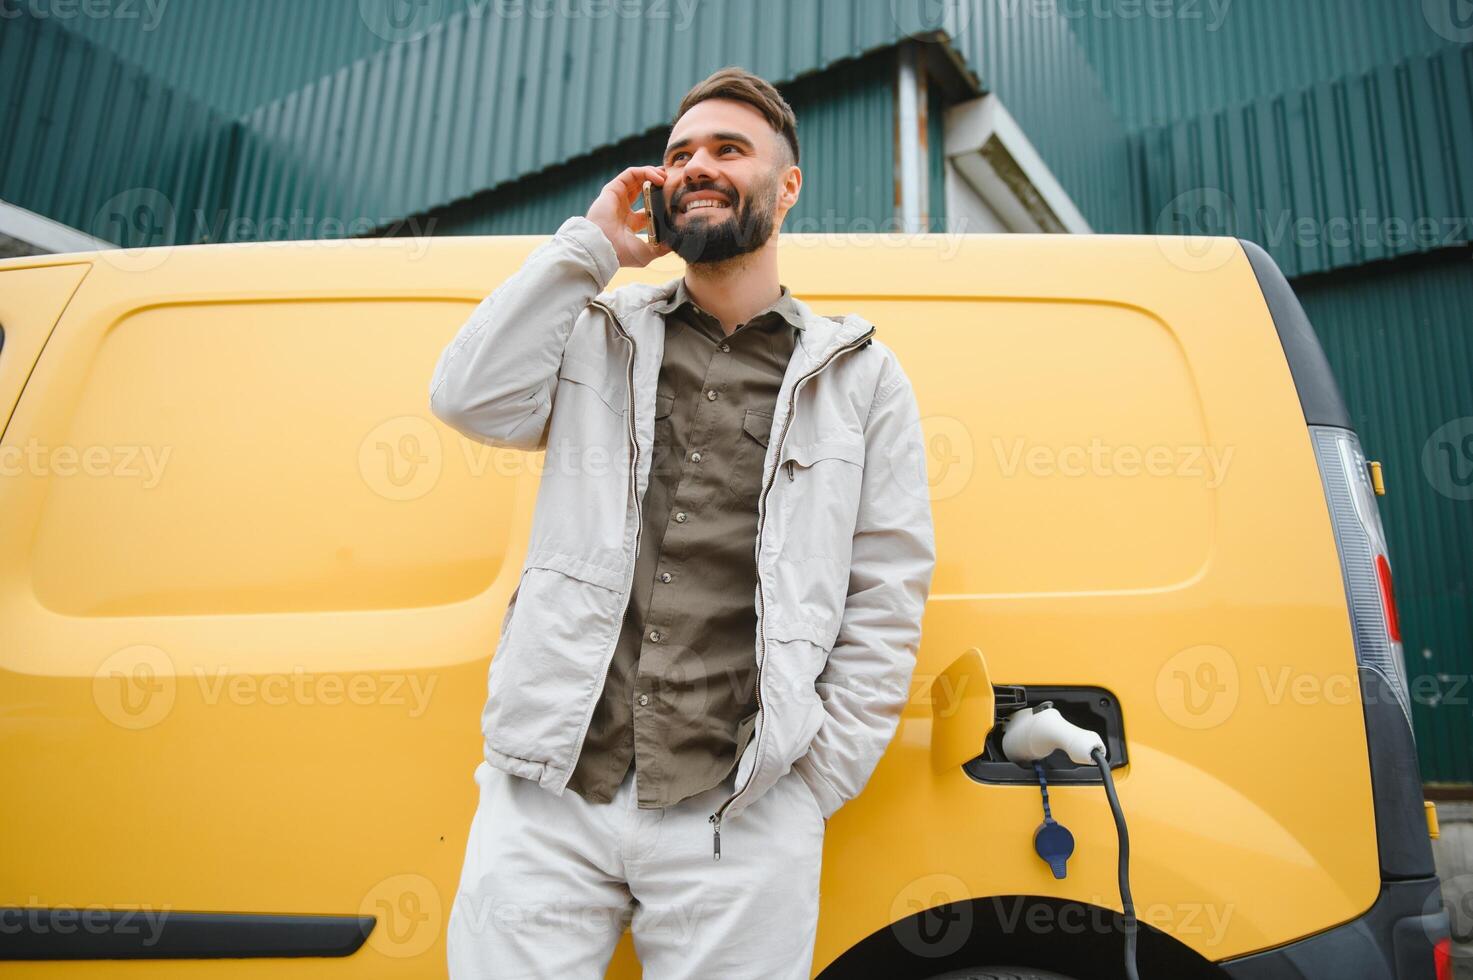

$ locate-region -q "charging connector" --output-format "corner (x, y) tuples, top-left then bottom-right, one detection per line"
(1002, 700), (1139, 980)
(1001, 702), (1106, 766)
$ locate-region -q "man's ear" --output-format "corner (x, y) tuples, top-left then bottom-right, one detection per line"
(779, 164), (802, 212)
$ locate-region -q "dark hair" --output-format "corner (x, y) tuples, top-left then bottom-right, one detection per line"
(673, 66), (799, 167)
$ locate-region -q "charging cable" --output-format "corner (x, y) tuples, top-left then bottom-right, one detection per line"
(1002, 703), (1139, 980)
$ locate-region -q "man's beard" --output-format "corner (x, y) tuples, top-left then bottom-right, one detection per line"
(667, 172), (779, 264)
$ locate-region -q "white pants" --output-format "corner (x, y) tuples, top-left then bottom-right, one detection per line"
(441, 751), (824, 972)
(447, 757), (826, 979)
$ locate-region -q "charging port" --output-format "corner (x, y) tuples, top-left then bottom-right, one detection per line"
(964, 686), (1127, 784)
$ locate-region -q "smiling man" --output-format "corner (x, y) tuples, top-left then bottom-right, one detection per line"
(432, 66), (936, 979)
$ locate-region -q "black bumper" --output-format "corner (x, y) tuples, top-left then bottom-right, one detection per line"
(1219, 877), (1449, 979)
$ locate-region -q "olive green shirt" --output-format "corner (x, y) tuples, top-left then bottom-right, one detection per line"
(565, 279), (806, 808)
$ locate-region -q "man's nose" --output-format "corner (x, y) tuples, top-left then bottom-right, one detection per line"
(682, 147), (721, 184)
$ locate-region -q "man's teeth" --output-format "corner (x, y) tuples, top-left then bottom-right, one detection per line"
(683, 199), (730, 212)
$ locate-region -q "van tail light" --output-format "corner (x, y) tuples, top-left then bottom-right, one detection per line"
(1434, 936), (1451, 980)
(1309, 426), (1413, 731)
(1375, 554), (1402, 643)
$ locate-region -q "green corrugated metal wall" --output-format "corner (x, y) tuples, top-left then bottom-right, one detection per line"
(224, 2), (921, 243)
(64, 0), (1459, 140)
(1131, 44), (1473, 278)
(11, 2), (1135, 242)
(424, 51), (898, 237)
(1298, 249), (1473, 784)
(1070, 0), (1465, 130)
(0, 14), (237, 247)
(55, 0), (473, 116)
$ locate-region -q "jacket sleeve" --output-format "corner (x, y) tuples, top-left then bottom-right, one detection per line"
(428, 215), (620, 451)
(792, 354), (937, 820)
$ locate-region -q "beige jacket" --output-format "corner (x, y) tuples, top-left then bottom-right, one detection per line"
(428, 215), (936, 856)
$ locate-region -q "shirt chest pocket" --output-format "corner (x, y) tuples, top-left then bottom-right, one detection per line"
(651, 390), (676, 478)
(724, 408), (773, 508)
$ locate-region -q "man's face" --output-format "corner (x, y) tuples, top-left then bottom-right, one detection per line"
(661, 98), (796, 264)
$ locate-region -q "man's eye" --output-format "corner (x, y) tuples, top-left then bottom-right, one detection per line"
(721, 145), (738, 153)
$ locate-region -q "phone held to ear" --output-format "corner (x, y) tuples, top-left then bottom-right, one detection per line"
(642, 179), (675, 245)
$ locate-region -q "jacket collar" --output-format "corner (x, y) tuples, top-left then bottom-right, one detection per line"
(594, 275), (875, 369)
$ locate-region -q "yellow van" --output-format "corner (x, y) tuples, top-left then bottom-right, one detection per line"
(0, 232), (1450, 979)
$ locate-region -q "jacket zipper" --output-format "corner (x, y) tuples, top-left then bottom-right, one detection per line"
(570, 299), (642, 780)
(708, 325), (876, 860)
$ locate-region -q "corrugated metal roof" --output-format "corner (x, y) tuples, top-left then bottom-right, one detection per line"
(1298, 249), (1473, 784)
(0, 14), (237, 247)
(1131, 44), (1473, 278)
(1071, 0), (1464, 130)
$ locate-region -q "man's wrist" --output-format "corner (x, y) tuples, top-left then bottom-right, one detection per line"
(557, 215), (620, 288)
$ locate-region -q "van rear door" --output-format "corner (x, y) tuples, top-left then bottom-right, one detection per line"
(0, 260), (89, 434)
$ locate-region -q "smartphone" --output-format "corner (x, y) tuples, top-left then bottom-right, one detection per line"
(641, 179), (675, 245)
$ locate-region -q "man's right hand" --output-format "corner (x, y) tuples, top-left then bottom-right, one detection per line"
(587, 166), (674, 269)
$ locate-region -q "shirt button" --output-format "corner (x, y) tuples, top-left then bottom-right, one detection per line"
(706, 389), (718, 400)
(674, 511), (687, 523)
(718, 343), (730, 352)
(659, 571), (672, 583)
(648, 629), (661, 642)
(638, 693), (649, 706)
(691, 451), (701, 462)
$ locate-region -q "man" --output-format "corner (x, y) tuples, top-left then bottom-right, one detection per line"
(431, 66), (935, 979)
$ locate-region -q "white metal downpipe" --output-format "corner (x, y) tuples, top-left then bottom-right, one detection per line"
(896, 43), (926, 235)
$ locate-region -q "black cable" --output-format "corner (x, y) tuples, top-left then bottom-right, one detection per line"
(1093, 746), (1139, 980)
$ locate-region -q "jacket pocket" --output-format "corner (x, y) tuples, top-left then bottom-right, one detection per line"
(724, 408), (773, 507)
(482, 557), (625, 767)
(769, 436), (867, 647)
(779, 437), (865, 544)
